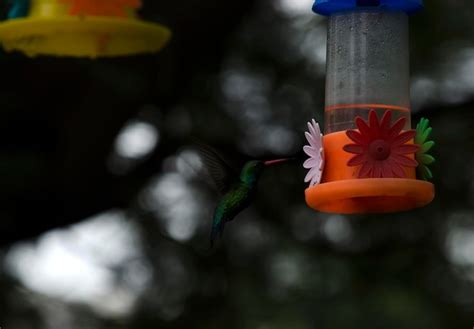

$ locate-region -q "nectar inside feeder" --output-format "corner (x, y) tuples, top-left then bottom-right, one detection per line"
(0, 0), (171, 58)
(304, 0), (435, 214)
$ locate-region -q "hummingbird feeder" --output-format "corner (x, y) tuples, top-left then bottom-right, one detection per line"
(0, 0), (171, 57)
(304, 0), (435, 214)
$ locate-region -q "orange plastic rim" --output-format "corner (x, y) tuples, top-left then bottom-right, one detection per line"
(305, 178), (435, 214)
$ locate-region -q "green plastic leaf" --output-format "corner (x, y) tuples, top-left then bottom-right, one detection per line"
(420, 118), (429, 131)
(420, 141), (435, 154)
(415, 118), (435, 181)
(416, 118), (430, 143)
(419, 165), (433, 181)
(425, 166), (433, 180)
(417, 127), (432, 145)
(419, 154), (435, 165)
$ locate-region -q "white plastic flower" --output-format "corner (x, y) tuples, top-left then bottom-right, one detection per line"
(303, 119), (324, 187)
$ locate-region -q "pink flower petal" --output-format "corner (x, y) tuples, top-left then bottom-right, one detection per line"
(312, 119), (321, 133)
(305, 166), (320, 183)
(308, 120), (321, 139)
(305, 131), (322, 150)
(307, 122), (315, 137)
(303, 145), (319, 157)
(310, 172), (322, 186)
(303, 157), (320, 169)
(305, 132), (317, 147)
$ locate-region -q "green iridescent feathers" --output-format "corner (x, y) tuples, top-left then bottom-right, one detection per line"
(415, 118), (435, 181)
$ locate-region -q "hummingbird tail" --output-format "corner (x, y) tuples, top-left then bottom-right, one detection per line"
(210, 221), (226, 248)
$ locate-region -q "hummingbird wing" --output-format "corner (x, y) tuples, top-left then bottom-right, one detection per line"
(194, 143), (240, 194)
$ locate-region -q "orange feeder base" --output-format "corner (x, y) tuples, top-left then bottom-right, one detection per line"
(305, 179), (435, 214)
(305, 131), (435, 214)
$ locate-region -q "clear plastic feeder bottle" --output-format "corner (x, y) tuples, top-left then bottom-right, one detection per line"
(305, 0), (435, 214)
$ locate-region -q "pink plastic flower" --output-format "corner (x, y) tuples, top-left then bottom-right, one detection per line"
(303, 119), (325, 187)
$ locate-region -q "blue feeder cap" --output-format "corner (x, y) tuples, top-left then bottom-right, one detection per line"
(313, 0), (423, 16)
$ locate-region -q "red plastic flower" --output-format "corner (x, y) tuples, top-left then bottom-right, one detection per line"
(343, 110), (419, 178)
(61, 0), (142, 17)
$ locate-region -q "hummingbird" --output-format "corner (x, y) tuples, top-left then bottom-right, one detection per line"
(195, 144), (291, 247)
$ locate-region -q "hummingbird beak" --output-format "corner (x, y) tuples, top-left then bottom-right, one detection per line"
(263, 158), (292, 166)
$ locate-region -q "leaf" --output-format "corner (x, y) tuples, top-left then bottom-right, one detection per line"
(420, 127), (432, 145)
(424, 166), (433, 180)
(414, 118), (435, 181)
(420, 141), (435, 154)
(415, 118), (431, 144)
(417, 118), (428, 134)
(418, 164), (433, 181)
(418, 154), (435, 165)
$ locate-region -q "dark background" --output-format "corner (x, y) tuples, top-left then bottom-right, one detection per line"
(0, 0), (474, 328)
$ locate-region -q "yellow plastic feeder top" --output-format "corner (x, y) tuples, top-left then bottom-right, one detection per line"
(0, 0), (171, 57)
(303, 0), (435, 215)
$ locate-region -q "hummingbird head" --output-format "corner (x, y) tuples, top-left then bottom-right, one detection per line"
(240, 158), (291, 186)
(240, 160), (265, 186)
